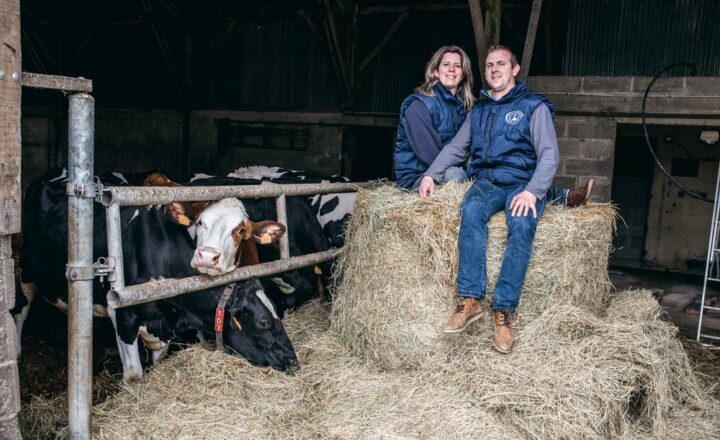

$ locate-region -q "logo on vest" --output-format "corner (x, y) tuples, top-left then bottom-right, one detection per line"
(505, 110), (524, 125)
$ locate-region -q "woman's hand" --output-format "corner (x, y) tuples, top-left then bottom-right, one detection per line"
(418, 176), (436, 198)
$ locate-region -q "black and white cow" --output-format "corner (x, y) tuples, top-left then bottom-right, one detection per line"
(227, 166), (356, 247)
(17, 169), (298, 382)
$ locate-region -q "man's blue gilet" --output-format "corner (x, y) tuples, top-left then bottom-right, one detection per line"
(466, 81), (554, 185)
(394, 83), (466, 188)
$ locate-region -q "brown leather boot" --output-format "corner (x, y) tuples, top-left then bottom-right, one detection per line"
(493, 310), (514, 353)
(443, 297), (483, 333)
(566, 178), (594, 208)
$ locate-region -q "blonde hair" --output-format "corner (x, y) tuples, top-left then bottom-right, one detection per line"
(415, 45), (476, 111)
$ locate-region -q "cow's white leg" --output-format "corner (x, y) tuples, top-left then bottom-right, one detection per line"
(108, 307), (143, 382)
(14, 282), (37, 355)
(138, 326), (170, 365)
(196, 331), (208, 344)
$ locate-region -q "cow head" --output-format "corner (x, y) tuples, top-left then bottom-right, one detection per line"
(223, 279), (298, 372)
(190, 198), (285, 275)
(142, 173), (286, 276)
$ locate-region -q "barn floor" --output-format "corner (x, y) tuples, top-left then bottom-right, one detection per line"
(609, 267), (720, 339)
(15, 266), (720, 437)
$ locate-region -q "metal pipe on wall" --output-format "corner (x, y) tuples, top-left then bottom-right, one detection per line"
(66, 93), (95, 440)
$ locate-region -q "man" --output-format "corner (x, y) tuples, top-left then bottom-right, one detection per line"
(418, 44), (559, 353)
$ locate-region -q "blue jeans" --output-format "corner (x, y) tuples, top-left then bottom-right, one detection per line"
(546, 186), (568, 205)
(457, 179), (546, 312)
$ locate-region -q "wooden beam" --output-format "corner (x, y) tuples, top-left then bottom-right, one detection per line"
(323, 0), (352, 105)
(360, 2), (527, 15)
(484, 0), (501, 45)
(360, 11), (409, 72)
(468, 0), (488, 88)
(0, 0), (21, 235)
(20, 72), (92, 92)
(519, 0), (543, 81)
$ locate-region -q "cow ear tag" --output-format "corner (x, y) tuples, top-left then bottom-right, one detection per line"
(177, 214), (191, 226)
(259, 233), (272, 244)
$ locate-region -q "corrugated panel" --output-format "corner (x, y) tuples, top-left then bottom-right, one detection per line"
(563, 0), (720, 76)
(354, 11), (479, 113)
(212, 19), (341, 110)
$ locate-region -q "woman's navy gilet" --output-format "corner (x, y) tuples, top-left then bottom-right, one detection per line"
(394, 83), (466, 188)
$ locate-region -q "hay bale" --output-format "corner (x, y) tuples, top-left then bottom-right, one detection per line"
(85, 302), (521, 440)
(330, 182), (616, 370)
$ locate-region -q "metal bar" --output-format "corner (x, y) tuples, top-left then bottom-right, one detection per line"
(21, 72), (92, 92)
(67, 92), (94, 440)
(699, 333), (720, 341)
(108, 249), (340, 309)
(702, 306), (720, 312)
(101, 181), (377, 207)
(467, 0), (488, 89)
(698, 160), (720, 341)
(519, 0), (544, 81)
(275, 194), (290, 259)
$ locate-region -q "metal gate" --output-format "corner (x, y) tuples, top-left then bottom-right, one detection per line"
(23, 74), (374, 439)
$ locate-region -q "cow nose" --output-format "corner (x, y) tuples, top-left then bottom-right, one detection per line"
(194, 247), (221, 267)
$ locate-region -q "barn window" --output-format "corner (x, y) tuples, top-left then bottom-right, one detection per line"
(216, 118), (309, 152)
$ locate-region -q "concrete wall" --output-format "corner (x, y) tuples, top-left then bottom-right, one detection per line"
(530, 76), (720, 272)
(529, 76), (720, 203)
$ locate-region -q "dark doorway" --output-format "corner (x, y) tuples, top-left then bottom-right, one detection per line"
(610, 126), (656, 268)
(341, 126), (395, 181)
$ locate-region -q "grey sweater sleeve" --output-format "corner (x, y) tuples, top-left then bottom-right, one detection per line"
(423, 115), (472, 182)
(525, 103), (560, 200)
(403, 100), (443, 166)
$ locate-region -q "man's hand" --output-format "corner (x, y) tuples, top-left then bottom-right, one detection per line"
(418, 176), (436, 198)
(509, 190), (538, 218)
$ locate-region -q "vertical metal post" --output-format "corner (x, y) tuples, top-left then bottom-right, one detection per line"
(697, 160), (720, 341)
(276, 194), (290, 259)
(106, 204), (125, 291)
(67, 93), (94, 440)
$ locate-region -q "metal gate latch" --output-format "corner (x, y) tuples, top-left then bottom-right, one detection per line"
(66, 257), (116, 282)
(66, 179), (103, 199)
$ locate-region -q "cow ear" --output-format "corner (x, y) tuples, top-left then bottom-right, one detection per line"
(143, 172), (206, 227)
(252, 221), (286, 245)
(231, 220), (254, 246)
(143, 171), (179, 187)
(166, 202), (197, 227)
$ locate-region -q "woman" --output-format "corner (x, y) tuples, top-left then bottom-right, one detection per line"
(394, 45), (475, 190)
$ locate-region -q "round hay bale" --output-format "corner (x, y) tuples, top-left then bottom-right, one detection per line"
(330, 182), (616, 370)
